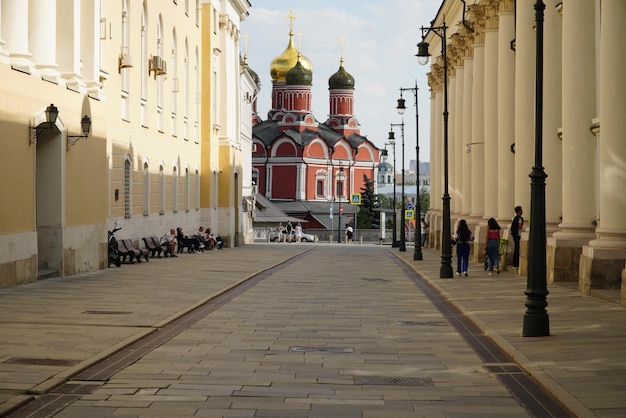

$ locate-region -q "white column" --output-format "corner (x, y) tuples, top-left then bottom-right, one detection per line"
(29, 0), (58, 79)
(591, 0), (626, 249)
(543, 0), (563, 234)
(453, 65), (465, 215)
(483, 22), (499, 219)
(470, 39), (485, 220)
(496, 1), (516, 220)
(513, 0), (535, 224)
(1, 0), (31, 69)
(56, 0), (82, 85)
(429, 90), (437, 213)
(0, 4), (8, 57)
(461, 55), (473, 217)
(448, 73), (457, 215)
(555, 0), (596, 239)
(433, 86), (443, 213)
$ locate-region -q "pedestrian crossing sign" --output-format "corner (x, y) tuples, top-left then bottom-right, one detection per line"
(350, 193), (361, 205)
(405, 209), (415, 220)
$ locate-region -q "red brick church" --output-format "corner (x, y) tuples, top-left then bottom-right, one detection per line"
(251, 26), (381, 232)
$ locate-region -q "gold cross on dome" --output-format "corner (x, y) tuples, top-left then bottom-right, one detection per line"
(286, 8), (297, 31)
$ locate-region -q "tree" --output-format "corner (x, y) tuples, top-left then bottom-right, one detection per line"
(357, 174), (378, 229)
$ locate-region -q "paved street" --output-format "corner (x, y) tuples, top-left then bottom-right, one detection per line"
(0, 243), (625, 417)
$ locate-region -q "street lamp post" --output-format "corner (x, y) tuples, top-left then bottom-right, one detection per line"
(336, 165), (344, 243)
(397, 80), (423, 261)
(523, 0), (550, 337)
(389, 123), (406, 252)
(387, 138), (398, 248)
(417, 19), (453, 278)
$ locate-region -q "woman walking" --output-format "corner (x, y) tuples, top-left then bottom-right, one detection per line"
(453, 219), (474, 277)
(484, 218), (501, 275)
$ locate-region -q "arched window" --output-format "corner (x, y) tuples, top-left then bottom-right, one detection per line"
(141, 2), (149, 126)
(172, 166), (178, 213)
(183, 38), (189, 140)
(159, 165), (165, 215)
(171, 28), (178, 137)
(195, 169), (200, 210)
(185, 167), (190, 212)
(317, 180), (323, 196)
(124, 158), (132, 218)
(143, 162), (150, 216)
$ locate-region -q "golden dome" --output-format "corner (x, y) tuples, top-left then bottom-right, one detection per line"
(270, 30), (312, 82)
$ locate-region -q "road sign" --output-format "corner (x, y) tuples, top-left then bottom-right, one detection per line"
(340, 205), (344, 214)
(405, 209), (415, 220)
(406, 202), (414, 210)
(329, 206), (333, 219)
(350, 193), (361, 205)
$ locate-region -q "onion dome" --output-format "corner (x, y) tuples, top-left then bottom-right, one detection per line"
(286, 59), (312, 86)
(329, 59), (355, 90)
(270, 30), (312, 82)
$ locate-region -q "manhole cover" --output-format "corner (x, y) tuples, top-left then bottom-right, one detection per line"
(290, 346), (354, 353)
(354, 376), (434, 386)
(5, 358), (79, 367)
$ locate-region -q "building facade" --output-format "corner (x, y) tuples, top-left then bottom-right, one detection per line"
(422, 0), (626, 304)
(0, 0), (252, 288)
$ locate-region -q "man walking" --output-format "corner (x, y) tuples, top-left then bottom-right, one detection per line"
(511, 206), (524, 269)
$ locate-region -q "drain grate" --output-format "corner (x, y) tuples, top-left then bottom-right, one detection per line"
(395, 320), (447, 327)
(5, 358), (79, 367)
(290, 346), (354, 353)
(82, 310), (133, 315)
(361, 277), (389, 283)
(354, 376), (434, 386)
(52, 383), (101, 395)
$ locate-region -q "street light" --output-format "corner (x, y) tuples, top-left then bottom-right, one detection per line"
(387, 136), (398, 248)
(336, 165), (344, 243)
(416, 19), (453, 278)
(389, 122), (406, 252)
(397, 80), (423, 261)
(523, 0), (550, 337)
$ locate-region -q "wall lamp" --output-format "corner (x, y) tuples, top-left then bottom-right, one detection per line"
(29, 103), (58, 145)
(465, 142), (484, 153)
(67, 115), (92, 150)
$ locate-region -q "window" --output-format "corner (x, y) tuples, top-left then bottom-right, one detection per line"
(143, 162), (150, 216)
(185, 168), (190, 212)
(317, 180), (323, 196)
(172, 166), (178, 213)
(336, 181), (343, 198)
(124, 158), (132, 218)
(159, 165), (165, 214)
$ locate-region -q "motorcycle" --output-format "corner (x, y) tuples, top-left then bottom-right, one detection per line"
(108, 222), (122, 268)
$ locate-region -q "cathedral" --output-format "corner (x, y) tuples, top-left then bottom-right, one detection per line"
(251, 24), (381, 234)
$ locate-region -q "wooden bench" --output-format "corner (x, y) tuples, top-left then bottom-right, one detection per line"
(121, 239), (149, 263)
(142, 236), (163, 258)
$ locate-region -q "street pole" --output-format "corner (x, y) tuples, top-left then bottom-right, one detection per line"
(389, 123), (406, 251)
(389, 135), (398, 248)
(397, 81), (423, 260)
(417, 19), (453, 278)
(523, 0), (550, 337)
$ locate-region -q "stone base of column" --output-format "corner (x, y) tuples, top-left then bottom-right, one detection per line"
(546, 237), (588, 285)
(470, 219), (488, 263)
(579, 246), (626, 298)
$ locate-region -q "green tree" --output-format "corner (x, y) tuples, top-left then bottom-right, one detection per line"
(357, 174), (378, 229)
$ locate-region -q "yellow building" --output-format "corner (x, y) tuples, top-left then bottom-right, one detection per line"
(0, 0), (252, 288)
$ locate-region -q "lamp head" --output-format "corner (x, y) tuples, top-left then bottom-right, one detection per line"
(416, 40), (430, 65)
(45, 104), (59, 124)
(396, 97), (406, 115)
(388, 130), (396, 141)
(80, 115), (91, 137)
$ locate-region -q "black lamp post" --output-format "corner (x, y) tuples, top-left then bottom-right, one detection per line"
(387, 136), (398, 248)
(389, 123), (406, 252)
(336, 165), (344, 243)
(523, 0), (550, 337)
(417, 19), (453, 278)
(397, 80), (423, 261)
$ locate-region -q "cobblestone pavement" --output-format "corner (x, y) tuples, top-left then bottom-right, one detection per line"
(0, 243), (624, 417)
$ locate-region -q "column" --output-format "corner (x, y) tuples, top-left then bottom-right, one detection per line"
(483, 3), (499, 220)
(56, 0), (82, 85)
(29, 0), (58, 79)
(461, 53), (473, 218)
(448, 71), (457, 216)
(0, 3), (8, 57)
(513, 0), (536, 275)
(452, 39), (466, 217)
(496, 0), (515, 221)
(543, 0), (563, 234)
(1, 0), (32, 70)
(584, 1), (626, 271)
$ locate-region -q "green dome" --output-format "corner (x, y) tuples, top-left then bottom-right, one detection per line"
(286, 60), (313, 86)
(329, 60), (355, 90)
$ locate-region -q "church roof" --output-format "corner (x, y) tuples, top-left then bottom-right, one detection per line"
(328, 59), (355, 90)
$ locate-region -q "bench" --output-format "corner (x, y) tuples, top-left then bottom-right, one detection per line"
(142, 236), (164, 258)
(117, 240), (136, 264)
(121, 239), (149, 263)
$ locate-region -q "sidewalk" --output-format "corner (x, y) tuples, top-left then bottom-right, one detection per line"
(0, 243), (624, 417)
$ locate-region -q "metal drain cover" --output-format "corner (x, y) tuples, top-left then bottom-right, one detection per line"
(485, 364), (525, 374)
(395, 321), (447, 327)
(290, 346), (354, 353)
(354, 376), (434, 386)
(82, 310), (133, 315)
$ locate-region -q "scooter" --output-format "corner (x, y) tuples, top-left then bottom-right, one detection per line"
(108, 222), (122, 268)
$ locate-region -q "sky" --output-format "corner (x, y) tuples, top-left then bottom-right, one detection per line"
(241, 1), (442, 167)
